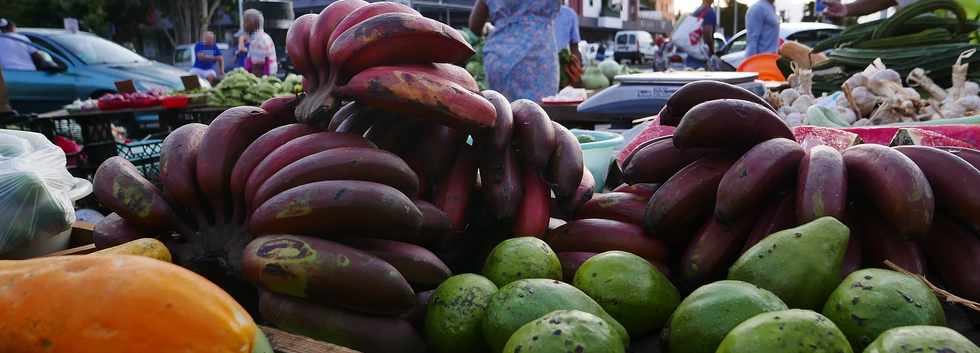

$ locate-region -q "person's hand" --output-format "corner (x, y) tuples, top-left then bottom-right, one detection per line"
(824, 0), (848, 17)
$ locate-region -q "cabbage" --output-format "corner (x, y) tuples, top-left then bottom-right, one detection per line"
(599, 59), (622, 81)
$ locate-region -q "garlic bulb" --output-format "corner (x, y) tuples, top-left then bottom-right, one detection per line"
(964, 81), (980, 97)
(958, 95), (980, 112)
(780, 88), (801, 107)
(785, 112), (805, 127)
(837, 107), (858, 124)
(851, 86), (877, 116)
(872, 69), (901, 84)
(844, 73), (868, 89)
(791, 95), (815, 113)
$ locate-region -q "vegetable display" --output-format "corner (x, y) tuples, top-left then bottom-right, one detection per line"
(35, 3), (980, 353)
(812, 0), (980, 93)
(89, 2), (587, 352)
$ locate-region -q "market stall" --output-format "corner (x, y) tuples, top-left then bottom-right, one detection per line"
(0, 1), (978, 352)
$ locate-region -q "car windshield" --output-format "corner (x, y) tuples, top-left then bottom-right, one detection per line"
(616, 36), (628, 44)
(47, 33), (147, 65)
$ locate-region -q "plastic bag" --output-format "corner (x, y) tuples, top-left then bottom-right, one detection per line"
(0, 130), (75, 254)
(670, 11), (710, 61)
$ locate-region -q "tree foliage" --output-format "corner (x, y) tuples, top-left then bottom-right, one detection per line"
(4, 0), (231, 46)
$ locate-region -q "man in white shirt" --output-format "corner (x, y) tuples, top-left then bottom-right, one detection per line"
(0, 19), (41, 71)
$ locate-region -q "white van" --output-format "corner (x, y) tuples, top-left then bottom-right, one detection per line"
(614, 30), (657, 64)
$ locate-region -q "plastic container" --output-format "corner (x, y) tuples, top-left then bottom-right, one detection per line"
(162, 95), (190, 109)
(571, 129), (624, 192)
(3, 177), (92, 259)
(738, 53), (786, 82)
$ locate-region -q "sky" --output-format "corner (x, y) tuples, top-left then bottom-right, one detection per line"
(673, 0), (811, 22)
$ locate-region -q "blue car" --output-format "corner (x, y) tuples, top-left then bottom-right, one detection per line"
(3, 28), (209, 114)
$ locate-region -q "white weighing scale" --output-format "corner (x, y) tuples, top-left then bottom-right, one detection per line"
(577, 71), (766, 127)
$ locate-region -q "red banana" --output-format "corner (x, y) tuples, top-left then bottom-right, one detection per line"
(512, 169), (552, 237)
(94, 157), (179, 233)
(558, 166), (595, 215)
(548, 122), (584, 200)
(286, 13), (318, 86)
(159, 123), (209, 227)
(252, 147), (420, 208)
(673, 100), (794, 152)
(715, 138), (804, 224)
(248, 180), (423, 238)
(336, 66), (496, 133)
(228, 123), (320, 224)
(796, 145), (847, 224)
(327, 1), (421, 51)
(646, 155), (737, 244)
(243, 132), (376, 213)
(843, 144), (934, 240)
(742, 192), (797, 253)
(612, 183), (660, 199)
(895, 146), (980, 234)
(922, 215), (980, 302)
(328, 13), (474, 82)
(659, 80), (776, 126)
(480, 147), (523, 221)
(511, 99), (557, 172)
(196, 106), (284, 224)
(431, 145), (477, 232)
(621, 135), (708, 184)
(575, 192), (647, 226)
(680, 216), (756, 291)
(546, 218), (669, 262)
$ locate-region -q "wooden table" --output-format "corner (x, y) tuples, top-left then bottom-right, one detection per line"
(542, 103), (650, 130)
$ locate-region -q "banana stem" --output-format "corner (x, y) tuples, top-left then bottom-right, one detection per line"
(884, 260), (980, 313)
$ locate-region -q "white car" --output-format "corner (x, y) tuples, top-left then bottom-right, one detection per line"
(614, 30), (659, 64)
(718, 22), (842, 69)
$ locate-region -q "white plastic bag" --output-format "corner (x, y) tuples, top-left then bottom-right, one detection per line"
(671, 11), (710, 61)
(0, 130), (75, 254)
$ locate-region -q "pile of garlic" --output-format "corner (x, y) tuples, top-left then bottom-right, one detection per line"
(769, 68), (857, 127)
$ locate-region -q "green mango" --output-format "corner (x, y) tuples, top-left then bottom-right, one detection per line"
(664, 280), (788, 353)
(728, 217), (850, 309)
(863, 326), (979, 353)
(425, 274), (498, 353)
(482, 237), (562, 287)
(572, 251), (679, 337)
(716, 309), (853, 353)
(482, 279), (629, 353)
(822, 269), (945, 350)
(502, 310), (626, 353)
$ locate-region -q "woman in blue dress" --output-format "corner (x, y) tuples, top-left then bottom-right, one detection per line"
(469, 0), (560, 102)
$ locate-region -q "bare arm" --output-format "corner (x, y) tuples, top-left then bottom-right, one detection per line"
(703, 24), (716, 55)
(845, 0), (898, 16)
(469, 0), (489, 35)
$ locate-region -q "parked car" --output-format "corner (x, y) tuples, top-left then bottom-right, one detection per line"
(173, 42), (235, 72)
(718, 22), (842, 68)
(3, 28), (206, 114)
(614, 30), (658, 64)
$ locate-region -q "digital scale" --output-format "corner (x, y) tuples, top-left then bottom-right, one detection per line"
(577, 71), (767, 120)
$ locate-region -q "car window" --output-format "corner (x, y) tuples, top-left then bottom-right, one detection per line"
(629, 35), (636, 45)
(175, 48), (192, 64)
(727, 33), (747, 53)
(46, 33), (147, 65)
(616, 35), (627, 44)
